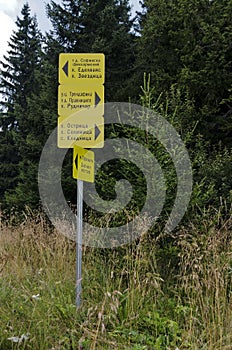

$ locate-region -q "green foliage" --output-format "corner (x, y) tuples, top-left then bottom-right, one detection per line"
(195, 146), (232, 207)
(0, 215), (183, 349)
(0, 3), (43, 210)
(86, 76), (231, 236)
(47, 0), (136, 101)
(2, 213), (232, 349)
(138, 76), (232, 223)
(110, 311), (182, 349)
(137, 0), (232, 145)
(0, 3), (42, 126)
(0, 131), (18, 200)
(0, 1), (232, 349)
(1, 0), (231, 215)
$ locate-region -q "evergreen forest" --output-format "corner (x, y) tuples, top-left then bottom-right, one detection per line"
(0, 0), (232, 349)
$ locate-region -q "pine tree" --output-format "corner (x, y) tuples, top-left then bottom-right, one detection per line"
(0, 3), (43, 209)
(136, 0), (232, 145)
(39, 0), (137, 206)
(46, 0), (136, 101)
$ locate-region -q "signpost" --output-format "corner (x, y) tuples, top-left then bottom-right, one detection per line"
(57, 112), (104, 148)
(58, 85), (104, 117)
(58, 53), (105, 308)
(73, 146), (94, 308)
(73, 146), (94, 183)
(59, 53), (105, 85)
(58, 53), (105, 149)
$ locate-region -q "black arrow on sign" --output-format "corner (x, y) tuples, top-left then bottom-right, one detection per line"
(95, 92), (101, 107)
(94, 124), (101, 140)
(75, 154), (78, 170)
(62, 61), (69, 77)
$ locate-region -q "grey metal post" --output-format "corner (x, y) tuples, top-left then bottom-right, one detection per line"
(76, 179), (83, 308)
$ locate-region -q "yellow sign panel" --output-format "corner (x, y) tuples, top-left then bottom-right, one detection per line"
(58, 84), (104, 117)
(59, 53), (105, 85)
(73, 146), (94, 183)
(58, 111), (104, 148)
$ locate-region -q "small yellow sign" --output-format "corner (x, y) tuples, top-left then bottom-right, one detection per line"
(58, 84), (104, 117)
(59, 53), (105, 85)
(73, 146), (94, 183)
(58, 110), (104, 148)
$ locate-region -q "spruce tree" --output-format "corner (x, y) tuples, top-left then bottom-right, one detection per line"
(41, 0), (137, 206)
(46, 0), (136, 101)
(136, 0), (232, 145)
(0, 3), (43, 209)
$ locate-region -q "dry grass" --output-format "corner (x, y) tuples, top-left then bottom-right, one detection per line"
(0, 209), (232, 349)
(177, 212), (232, 349)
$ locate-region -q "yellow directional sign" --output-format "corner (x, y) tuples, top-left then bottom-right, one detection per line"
(73, 146), (94, 183)
(59, 53), (105, 85)
(58, 84), (104, 117)
(58, 110), (104, 148)
(58, 53), (105, 149)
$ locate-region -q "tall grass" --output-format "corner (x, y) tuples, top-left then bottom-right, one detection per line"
(0, 209), (232, 349)
(177, 208), (232, 349)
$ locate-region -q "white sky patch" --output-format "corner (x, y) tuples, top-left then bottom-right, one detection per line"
(0, 0), (142, 62)
(0, 0), (23, 61)
(130, 0), (141, 14)
(0, 11), (16, 61)
(0, 0), (23, 15)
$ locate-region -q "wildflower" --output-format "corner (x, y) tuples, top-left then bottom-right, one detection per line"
(8, 333), (29, 343)
(7, 336), (20, 343)
(32, 293), (40, 300)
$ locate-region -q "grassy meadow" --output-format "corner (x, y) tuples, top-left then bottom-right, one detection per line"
(0, 209), (232, 349)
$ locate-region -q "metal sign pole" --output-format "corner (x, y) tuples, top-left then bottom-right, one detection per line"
(76, 179), (83, 308)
